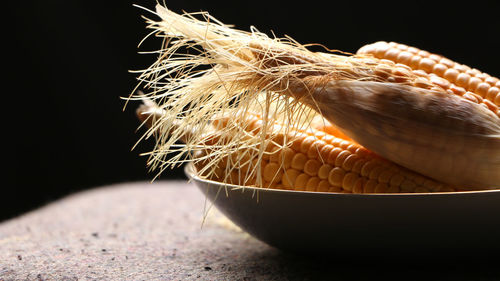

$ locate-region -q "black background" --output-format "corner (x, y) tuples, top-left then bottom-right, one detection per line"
(5, 0), (499, 222)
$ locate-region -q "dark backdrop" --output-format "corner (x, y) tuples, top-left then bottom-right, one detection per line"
(5, 0), (499, 222)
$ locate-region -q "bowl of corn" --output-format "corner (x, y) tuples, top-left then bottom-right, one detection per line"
(133, 5), (500, 257)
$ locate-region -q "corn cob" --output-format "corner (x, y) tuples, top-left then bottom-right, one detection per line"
(357, 41), (500, 113)
(203, 113), (459, 193)
(289, 78), (499, 188)
(137, 102), (456, 193)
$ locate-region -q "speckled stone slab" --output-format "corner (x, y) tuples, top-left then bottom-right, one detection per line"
(0, 181), (498, 280)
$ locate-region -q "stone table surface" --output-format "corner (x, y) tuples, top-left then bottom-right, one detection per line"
(0, 181), (498, 281)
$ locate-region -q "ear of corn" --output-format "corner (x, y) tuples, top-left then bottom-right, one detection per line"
(346, 42), (500, 189)
(285, 78), (500, 189)
(189, 113), (457, 193)
(137, 103), (457, 193)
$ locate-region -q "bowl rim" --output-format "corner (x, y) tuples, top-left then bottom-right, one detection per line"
(184, 163), (499, 197)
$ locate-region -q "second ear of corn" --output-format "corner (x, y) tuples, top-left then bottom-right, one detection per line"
(193, 113), (457, 193)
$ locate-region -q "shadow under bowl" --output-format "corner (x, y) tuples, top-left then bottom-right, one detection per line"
(185, 164), (500, 258)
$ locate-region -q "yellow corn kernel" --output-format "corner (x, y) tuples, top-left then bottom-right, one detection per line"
(263, 162), (282, 184)
(306, 177), (321, 192)
(318, 164), (333, 180)
(295, 173), (310, 191)
(304, 159), (321, 176)
(328, 167), (345, 187)
(290, 152), (307, 170)
(342, 172), (359, 192)
(317, 180), (331, 192)
(282, 169), (300, 189)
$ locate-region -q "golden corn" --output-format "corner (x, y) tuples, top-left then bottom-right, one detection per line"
(135, 6), (498, 191)
(357, 41), (500, 112)
(195, 113), (456, 193)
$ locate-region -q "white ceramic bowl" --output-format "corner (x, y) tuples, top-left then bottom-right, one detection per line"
(185, 164), (500, 257)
